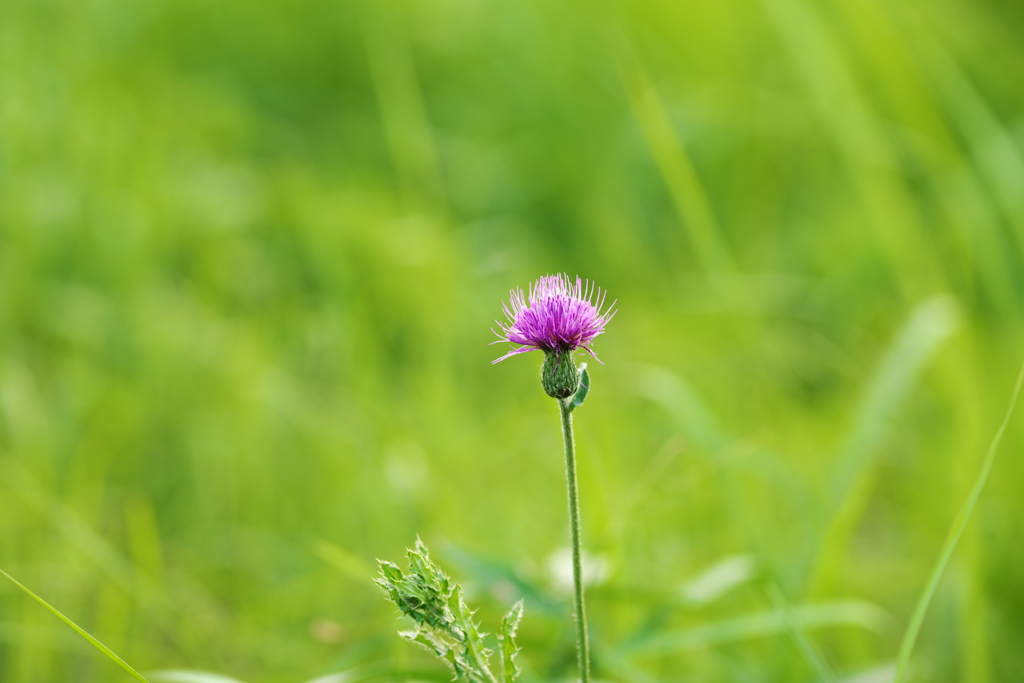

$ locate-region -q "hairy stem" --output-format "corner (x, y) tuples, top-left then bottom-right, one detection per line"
(559, 398), (591, 682)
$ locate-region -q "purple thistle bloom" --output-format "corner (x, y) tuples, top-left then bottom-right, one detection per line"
(492, 274), (616, 365)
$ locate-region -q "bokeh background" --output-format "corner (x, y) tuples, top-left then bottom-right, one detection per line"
(2, 0), (1024, 681)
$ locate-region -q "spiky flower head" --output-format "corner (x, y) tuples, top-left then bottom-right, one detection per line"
(492, 274), (616, 399)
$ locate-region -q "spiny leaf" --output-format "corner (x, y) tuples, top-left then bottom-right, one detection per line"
(499, 600), (525, 682)
(376, 540), (520, 683)
(378, 560), (404, 582)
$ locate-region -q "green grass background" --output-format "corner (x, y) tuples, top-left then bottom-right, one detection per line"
(2, 0), (1024, 680)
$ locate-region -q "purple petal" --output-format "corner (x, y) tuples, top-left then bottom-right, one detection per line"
(491, 345), (541, 364)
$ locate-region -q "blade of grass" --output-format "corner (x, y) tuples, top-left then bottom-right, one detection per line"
(808, 297), (959, 594)
(313, 539), (376, 583)
(363, 4), (446, 213)
(828, 297), (959, 506)
(903, 8), (1024, 252)
(0, 460), (199, 662)
(767, 582), (838, 683)
(149, 672), (247, 683)
(758, 0), (942, 297)
(838, 663), (897, 683)
(622, 599), (889, 655)
(893, 359), (1024, 682)
(612, 36), (732, 274)
(0, 568), (150, 683)
(300, 662), (451, 683)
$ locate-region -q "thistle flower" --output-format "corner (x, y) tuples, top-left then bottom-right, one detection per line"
(492, 274), (616, 364)
(492, 274), (616, 399)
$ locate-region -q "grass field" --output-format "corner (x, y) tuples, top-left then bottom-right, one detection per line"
(2, 0), (1024, 681)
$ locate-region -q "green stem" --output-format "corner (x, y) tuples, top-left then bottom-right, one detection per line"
(559, 398), (591, 683)
(467, 639), (498, 683)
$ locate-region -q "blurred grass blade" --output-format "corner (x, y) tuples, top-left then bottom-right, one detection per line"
(303, 675), (353, 683)
(633, 364), (728, 453)
(622, 599), (889, 655)
(613, 37), (731, 273)
(838, 664), (897, 683)
(301, 664), (451, 683)
(441, 543), (561, 615)
(680, 554), (757, 607)
(767, 582), (837, 683)
(313, 539), (376, 582)
(829, 296), (959, 502)
(902, 9), (1024, 251)
(810, 296), (959, 592)
(893, 360), (1024, 683)
(0, 460), (186, 640)
(609, 435), (685, 540)
(363, 4), (445, 211)
(758, 0), (939, 296)
(598, 640), (665, 683)
(149, 672), (247, 683)
(0, 568), (150, 683)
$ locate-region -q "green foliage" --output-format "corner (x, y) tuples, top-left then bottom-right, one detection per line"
(2, 0), (1024, 680)
(568, 364), (591, 412)
(375, 540), (521, 683)
(498, 601), (525, 683)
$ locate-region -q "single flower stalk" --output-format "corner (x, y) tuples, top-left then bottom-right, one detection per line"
(492, 274), (616, 683)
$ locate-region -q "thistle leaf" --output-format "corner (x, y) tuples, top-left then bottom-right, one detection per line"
(499, 600), (525, 682)
(569, 363), (590, 411)
(376, 540), (524, 683)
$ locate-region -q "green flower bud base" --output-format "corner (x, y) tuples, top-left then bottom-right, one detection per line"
(541, 350), (579, 399)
